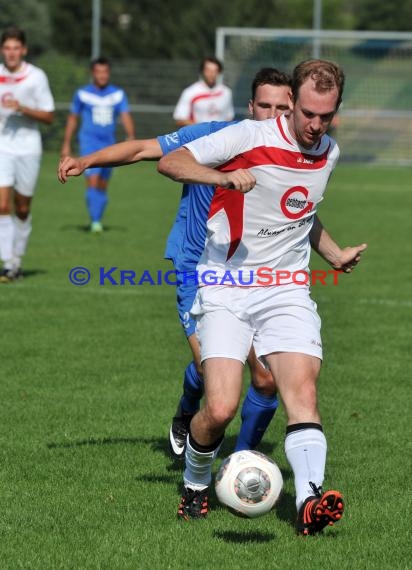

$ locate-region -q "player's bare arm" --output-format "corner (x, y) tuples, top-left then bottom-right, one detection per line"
(175, 119), (194, 127)
(58, 138), (163, 183)
(310, 214), (367, 273)
(158, 147), (256, 193)
(61, 113), (79, 157)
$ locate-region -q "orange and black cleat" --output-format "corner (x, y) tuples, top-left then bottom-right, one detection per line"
(177, 486), (209, 520)
(297, 483), (344, 536)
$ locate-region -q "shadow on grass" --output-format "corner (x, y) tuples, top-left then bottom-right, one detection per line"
(21, 268), (48, 279)
(47, 435), (169, 454)
(46, 434), (280, 462)
(47, 434), (299, 524)
(59, 224), (127, 233)
(213, 530), (276, 543)
(275, 490), (296, 528)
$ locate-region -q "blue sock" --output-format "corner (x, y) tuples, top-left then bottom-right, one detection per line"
(235, 385), (279, 451)
(180, 361), (204, 415)
(86, 188), (108, 222)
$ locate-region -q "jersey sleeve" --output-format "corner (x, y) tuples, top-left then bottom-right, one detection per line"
(173, 87), (192, 121)
(157, 121), (236, 156)
(33, 69), (55, 112)
(70, 90), (82, 114)
(184, 120), (254, 167)
(118, 90), (130, 113)
(224, 88), (235, 121)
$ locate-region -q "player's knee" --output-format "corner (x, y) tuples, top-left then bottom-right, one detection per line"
(205, 401), (237, 429)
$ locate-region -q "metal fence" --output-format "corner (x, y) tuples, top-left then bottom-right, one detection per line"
(216, 28), (412, 165)
(44, 30), (412, 164)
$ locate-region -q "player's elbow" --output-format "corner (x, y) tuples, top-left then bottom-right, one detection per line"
(43, 112), (55, 125)
(158, 155), (178, 180)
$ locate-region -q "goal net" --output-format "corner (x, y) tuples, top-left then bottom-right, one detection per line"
(216, 28), (412, 165)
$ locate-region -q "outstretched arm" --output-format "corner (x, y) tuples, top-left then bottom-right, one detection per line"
(158, 147), (256, 193)
(310, 214), (367, 273)
(58, 138), (163, 183)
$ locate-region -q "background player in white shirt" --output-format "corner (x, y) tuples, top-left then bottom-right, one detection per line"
(0, 27), (54, 283)
(173, 56), (234, 127)
(159, 59), (367, 535)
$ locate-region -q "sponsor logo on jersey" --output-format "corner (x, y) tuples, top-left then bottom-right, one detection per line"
(280, 186), (314, 220)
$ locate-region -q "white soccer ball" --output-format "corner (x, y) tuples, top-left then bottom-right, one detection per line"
(215, 450), (283, 518)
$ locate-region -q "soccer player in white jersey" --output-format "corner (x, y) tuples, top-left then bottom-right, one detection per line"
(158, 59), (367, 535)
(0, 27), (54, 283)
(173, 56), (234, 126)
(61, 57), (135, 233)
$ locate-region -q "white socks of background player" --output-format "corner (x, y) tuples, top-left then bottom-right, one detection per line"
(13, 215), (32, 269)
(0, 214), (32, 270)
(183, 432), (223, 491)
(0, 215), (14, 269)
(285, 423), (327, 510)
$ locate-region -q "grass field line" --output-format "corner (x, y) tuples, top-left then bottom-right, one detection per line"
(5, 282), (412, 308)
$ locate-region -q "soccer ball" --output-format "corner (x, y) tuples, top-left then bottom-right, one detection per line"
(215, 450), (283, 518)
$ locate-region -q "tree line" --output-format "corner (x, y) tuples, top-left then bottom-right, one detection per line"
(0, 0), (411, 59)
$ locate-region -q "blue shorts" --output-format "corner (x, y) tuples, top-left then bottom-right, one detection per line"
(176, 269), (198, 338)
(80, 139), (113, 181)
(84, 166), (112, 180)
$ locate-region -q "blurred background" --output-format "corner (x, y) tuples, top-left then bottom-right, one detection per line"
(1, 0), (411, 163)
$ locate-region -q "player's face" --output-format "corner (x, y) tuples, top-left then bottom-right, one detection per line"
(1, 39), (27, 72)
(202, 62), (220, 87)
(288, 79), (338, 149)
(91, 64), (111, 88)
(249, 84), (291, 120)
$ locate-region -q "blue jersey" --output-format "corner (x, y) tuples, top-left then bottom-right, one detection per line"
(71, 83), (130, 153)
(158, 121), (235, 271)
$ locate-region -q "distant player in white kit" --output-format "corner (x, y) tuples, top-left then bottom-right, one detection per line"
(0, 27), (55, 283)
(173, 56), (234, 126)
(159, 59), (367, 535)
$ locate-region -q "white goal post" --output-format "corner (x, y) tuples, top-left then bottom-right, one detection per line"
(216, 28), (412, 165)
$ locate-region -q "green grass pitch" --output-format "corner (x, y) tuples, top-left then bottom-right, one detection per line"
(1, 154), (411, 569)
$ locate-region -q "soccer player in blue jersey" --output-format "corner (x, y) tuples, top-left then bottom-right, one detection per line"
(58, 68), (292, 455)
(61, 57), (135, 233)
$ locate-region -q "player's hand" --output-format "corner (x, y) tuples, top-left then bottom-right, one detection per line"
(57, 156), (85, 183)
(2, 97), (20, 112)
(332, 243), (368, 273)
(220, 170), (256, 193)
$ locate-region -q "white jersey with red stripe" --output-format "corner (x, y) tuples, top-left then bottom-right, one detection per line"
(185, 114), (340, 284)
(0, 62), (55, 156)
(173, 80), (234, 123)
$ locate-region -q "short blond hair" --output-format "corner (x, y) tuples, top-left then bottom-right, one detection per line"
(292, 59), (345, 110)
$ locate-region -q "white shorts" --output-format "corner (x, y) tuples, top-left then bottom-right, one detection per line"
(0, 153), (41, 196)
(191, 284), (322, 363)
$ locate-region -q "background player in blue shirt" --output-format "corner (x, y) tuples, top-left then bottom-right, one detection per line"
(61, 57), (135, 233)
(58, 68), (292, 456)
